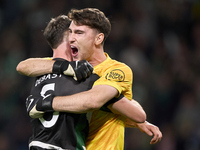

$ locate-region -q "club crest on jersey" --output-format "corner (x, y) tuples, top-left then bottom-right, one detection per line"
(105, 69), (125, 82)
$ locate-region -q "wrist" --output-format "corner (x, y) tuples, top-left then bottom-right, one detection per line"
(52, 60), (70, 74)
(36, 95), (55, 112)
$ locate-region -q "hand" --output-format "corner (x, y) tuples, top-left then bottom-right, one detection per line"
(136, 121), (162, 144)
(53, 59), (93, 81)
(26, 95), (45, 118)
(68, 60), (93, 81)
(29, 105), (44, 118)
(29, 94), (55, 118)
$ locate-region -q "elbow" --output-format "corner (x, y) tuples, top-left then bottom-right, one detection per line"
(140, 112), (147, 123)
(16, 61), (26, 75)
(16, 60), (33, 77)
(135, 110), (146, 123)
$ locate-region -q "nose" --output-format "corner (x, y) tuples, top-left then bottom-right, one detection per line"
(68, 32), (75, 44)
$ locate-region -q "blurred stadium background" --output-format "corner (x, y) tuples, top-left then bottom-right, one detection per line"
(0, 0), (200, 149)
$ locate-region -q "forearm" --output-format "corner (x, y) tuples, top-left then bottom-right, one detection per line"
(16, 58), (54, 77)
(52, 85), (118, 113)
(52, 93), (96, 113)
(108, 98), (146, 123)
(124, 118), (138, 128)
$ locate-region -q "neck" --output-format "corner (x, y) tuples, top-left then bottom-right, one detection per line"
(52, 48), (72, 61)
(88, 48), (107, 67)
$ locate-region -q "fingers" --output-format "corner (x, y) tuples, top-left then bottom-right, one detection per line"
(83, 60), (93, 72)
(137, 121), (162, 145)
(141, 127), (153, 136)
(149, 126), (162, 144)
(75, 60), (93, 81)
(137, 122), (153, 136)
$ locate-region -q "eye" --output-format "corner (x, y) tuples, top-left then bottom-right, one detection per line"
(77, 31), (83, 34)
(68, 29), (72, 33)
(75, 30), (84, 34)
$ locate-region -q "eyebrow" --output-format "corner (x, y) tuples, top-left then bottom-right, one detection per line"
(69, 28), (84, 33)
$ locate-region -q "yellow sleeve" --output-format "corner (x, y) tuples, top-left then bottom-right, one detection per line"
(94, 63), (133, 100)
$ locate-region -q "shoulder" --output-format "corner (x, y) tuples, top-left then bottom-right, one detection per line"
(106, 59), (133, 78)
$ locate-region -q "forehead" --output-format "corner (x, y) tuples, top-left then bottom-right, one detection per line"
(69, 21), (92, 31)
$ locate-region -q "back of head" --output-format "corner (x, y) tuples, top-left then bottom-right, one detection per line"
(68, 8), (111, 43)
(43, 15), (71, 49)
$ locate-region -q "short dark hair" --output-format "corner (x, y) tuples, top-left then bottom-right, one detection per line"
(68, 8), (111, 43)
(43, 15), (71, 49)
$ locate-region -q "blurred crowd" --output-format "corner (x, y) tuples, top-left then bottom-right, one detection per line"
(0, 0), (200, 150)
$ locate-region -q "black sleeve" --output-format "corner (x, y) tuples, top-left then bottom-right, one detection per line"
(100, 94), (124, 112)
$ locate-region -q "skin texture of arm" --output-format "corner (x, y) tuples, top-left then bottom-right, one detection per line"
(16, 58), (54, 77)
(108, 98), (146, 123)
(52, 84), (146, 123)
(52, 84), (118, 113)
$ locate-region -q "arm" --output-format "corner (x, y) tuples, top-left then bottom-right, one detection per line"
(107, 98), (146, 123)
(52, 84), (118, 113)
(16, 58), (54, 77)
(108, 98), (162, 144)
(37, 85), (146, 123)
(17, 58), (93, 81)
(23, 59), (146, 123)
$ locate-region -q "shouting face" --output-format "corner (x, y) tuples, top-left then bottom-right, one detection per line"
(68, 21), (99, 61)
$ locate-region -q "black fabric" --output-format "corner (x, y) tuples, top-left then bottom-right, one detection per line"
(100, 94), (125, 112)
(27, 73), (99, 150)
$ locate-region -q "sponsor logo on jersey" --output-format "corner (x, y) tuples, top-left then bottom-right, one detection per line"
(105, 69), (125, 82)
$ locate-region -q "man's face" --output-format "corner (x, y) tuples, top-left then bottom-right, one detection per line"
(68, 21), (97, 61)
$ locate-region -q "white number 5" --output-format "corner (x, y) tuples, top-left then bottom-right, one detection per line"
(39, 83), (59, 128)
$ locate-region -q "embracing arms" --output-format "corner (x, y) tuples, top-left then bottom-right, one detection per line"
(35, 84), (146, 123)
(17, 58), (146, 123)
(16, 58), (54, 77)
(17, 58), (93, 81)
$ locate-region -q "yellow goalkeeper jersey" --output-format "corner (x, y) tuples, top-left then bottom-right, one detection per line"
(86, 53), (133, 150)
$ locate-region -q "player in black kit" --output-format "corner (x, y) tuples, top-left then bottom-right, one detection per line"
(27, 65), (99, 150)
(25, 15), (97, 150)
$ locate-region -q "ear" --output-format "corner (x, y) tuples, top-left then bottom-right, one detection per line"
(95, 33), (104, 45)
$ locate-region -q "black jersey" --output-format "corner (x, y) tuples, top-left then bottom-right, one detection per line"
(26, 73), (99, 150)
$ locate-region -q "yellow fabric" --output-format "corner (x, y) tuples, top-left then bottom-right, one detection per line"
(43, 57), (53, 60)
(86, 53), (133, 150)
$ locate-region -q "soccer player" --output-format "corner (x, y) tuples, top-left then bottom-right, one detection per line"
(17, 8), (162, 150)
(25, 15), (98, 150)
(55, 8), (162, 149)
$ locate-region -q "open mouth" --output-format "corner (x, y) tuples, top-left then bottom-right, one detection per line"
(71, 45), (78, 56)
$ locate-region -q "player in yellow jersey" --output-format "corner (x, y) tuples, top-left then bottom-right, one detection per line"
(17, 8), (162, 149)
(85, 53), (133, 149)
